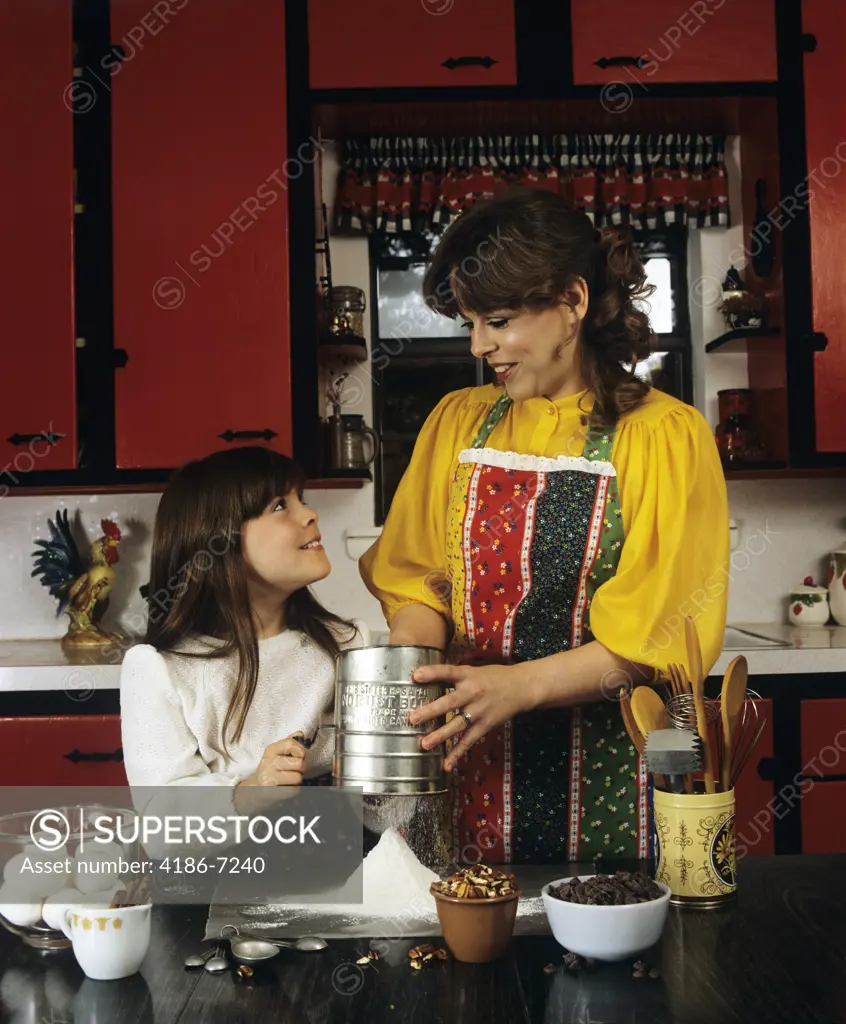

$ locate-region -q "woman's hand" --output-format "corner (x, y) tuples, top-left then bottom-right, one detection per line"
(408, 663), (540, 772)
(238, 734), (307, 788)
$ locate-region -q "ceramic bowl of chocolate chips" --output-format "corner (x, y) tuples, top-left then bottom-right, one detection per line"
(541, 872), (671, 961)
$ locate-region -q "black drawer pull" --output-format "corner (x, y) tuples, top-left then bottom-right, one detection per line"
(63, 748), (124, 764)
(441, 56), (498, 70)
(805, 332), (828, 351)
(6, 431), (65, 446)
(594, 55), (648, 69)
(218, 428), (278, 443)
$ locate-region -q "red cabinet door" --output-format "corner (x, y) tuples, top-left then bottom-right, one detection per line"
(800, 698), (846, 777)
(804, 1), (846, 451)
(733, 699), (775, 858)
(0, 716), (127, 786)
(111, 1), (292, 469)
(571, 0), (776, 85)
(801, 782), (846, 854)
(308, 0), (517, 89)
(0, 0), (76, 473)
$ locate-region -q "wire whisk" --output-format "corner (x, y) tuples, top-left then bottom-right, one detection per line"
(666, 688), (767, 790)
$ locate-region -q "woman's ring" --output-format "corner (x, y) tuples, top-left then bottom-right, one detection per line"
(458, 709), (473, 728)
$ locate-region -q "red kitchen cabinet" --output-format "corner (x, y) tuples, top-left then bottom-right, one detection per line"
(571, 0), (776, 85)
(111, 1), (292, 469)
(800, 699), (846, 777)
(801, 782), (846, 855)
(0, 0), (77, 473)
(0, 716), (127, 786)
(804, 1), (846, 451)
(733, 699), (775, 858)
(308, 0), (517, 89)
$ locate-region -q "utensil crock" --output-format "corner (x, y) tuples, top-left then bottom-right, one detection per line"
(653, 787), (736, 908)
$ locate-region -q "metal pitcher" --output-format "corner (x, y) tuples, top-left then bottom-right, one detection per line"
(332, 645), (447, 796)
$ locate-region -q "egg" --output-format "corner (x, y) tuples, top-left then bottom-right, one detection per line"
(0, 885), (43, 928)
(83, 878), (128, 910)
(41, 887), (84, 932)
(21, 837), (66, 860)
(2, 853), (51, 898)
(73, 845), (125, 894)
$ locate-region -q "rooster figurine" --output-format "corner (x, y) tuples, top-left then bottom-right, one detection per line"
(31, 510), (123, 646)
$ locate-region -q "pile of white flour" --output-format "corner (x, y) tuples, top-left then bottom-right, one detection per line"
(250, 827), (441, 924)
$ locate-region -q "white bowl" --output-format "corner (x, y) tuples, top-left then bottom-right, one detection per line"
(541, 874), (671, 961)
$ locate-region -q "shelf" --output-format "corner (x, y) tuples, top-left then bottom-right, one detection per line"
(723, 461), (787, 479)
(705, 327), (779, 354)
(316, 469), (372, 483)
(318, 340), (368, 362)
(7, 477), (369, 496)
(724, 465), (846, 481)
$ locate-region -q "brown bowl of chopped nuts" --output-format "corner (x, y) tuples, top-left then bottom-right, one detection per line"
(430, 866), (521, 963)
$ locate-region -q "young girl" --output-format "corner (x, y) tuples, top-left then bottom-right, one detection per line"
(120, 446), (363, 792)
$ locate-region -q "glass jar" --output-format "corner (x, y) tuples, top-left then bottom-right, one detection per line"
(329, 286), (366, 339)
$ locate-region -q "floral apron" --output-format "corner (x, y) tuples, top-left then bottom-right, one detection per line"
(443, 393), (650, 864)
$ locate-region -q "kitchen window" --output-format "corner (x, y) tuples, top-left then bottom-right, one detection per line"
(370, 227), (691, 524)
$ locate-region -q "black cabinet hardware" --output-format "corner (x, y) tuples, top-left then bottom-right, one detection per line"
(593, 56), (647, 70)
(440, 56), (498, 70)
(805, 332), (828, 352)
(63, 747), (124, 764)
(6, 431), (65, 446)
(114, 348), (129, 368)
(218, 428), (278, 442)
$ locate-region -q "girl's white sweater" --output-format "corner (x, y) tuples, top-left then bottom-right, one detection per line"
(120, 626), (366, 788)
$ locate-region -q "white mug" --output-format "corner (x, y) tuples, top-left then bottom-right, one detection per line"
(61, 901), (151, 980)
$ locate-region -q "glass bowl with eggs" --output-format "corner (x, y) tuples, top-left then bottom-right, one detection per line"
(0, 806), (138, 949)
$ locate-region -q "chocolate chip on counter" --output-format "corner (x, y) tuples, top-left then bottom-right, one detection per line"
(543, 962), (558, 974)
(563, 952), (585, 971)
(649, 967), (662, 979)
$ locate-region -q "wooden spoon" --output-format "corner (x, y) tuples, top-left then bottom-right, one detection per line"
(684, 616), (716, 794)
(620, 687), (666, 790)
(630, 685), (669, 739)
(719, 656), (748, 792)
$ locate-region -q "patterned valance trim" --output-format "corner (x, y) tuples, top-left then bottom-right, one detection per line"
(334, 133), (729, 234)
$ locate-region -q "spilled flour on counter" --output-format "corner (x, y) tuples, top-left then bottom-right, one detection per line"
(246, 827), (442, 926)
(211, 830), (548, 940)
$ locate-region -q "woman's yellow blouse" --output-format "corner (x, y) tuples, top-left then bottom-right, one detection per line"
(360, 385), (729, 676)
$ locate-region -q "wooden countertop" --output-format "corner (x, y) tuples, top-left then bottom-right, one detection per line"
(0, 854), (842, 1023)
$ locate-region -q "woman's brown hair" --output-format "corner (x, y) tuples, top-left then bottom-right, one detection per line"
(145, 446), (356, 749)
(422, 188), (655, 426)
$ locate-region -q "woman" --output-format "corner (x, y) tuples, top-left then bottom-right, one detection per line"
(360, 189), (729, 865)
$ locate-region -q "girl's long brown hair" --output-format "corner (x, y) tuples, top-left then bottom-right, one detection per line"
(145, 447), (356, 749)
(422, 188), (655, 427)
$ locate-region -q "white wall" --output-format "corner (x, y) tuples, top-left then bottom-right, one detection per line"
(688, 135), (749, 429)
(2, 139), (844, 641)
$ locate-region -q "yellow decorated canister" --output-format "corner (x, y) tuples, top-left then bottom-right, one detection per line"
(653, 787), (736, 907)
